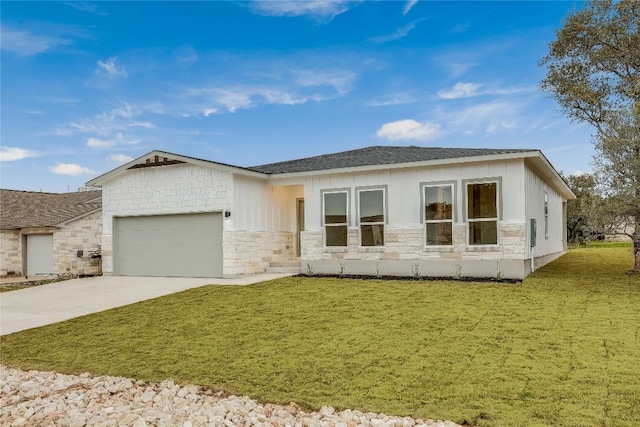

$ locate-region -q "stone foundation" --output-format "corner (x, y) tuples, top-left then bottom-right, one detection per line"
(301, 223), (529, 279)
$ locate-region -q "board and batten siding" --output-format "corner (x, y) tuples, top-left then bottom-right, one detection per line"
(303, 158), (527, 230)
(524, 164), (565, 259)
(232, 175), (303, 232)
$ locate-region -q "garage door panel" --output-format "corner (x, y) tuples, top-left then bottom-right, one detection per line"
(26, 234), (54, 276)
(114, 213), (222, 278)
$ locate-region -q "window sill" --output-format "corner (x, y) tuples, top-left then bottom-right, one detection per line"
(323, 247), (348, 253)
(423, 246), (455, 252)
(357, 247), (385, 253)
(466, 245), (500, 252)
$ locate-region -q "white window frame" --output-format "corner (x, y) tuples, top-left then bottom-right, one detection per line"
(356, 187), (386, 247)
(465, 180), (500, 246)
(544, 192), (549, 239)
(423, 183), (455, 247)
(322, 190), (349, 247)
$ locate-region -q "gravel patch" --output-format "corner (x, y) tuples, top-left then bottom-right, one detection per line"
(0, 365), (464, 427)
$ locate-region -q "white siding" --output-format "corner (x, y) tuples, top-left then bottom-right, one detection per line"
(524, 164), (565, 258)
(304, 159), (526, 230)
(233, 175), (302, 232)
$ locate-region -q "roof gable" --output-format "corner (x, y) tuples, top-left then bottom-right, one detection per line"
(86, 150), (266, 187)
(0, 189), (102, 230)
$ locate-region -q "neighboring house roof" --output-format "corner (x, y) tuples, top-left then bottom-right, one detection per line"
(0, 189), (102, 230)
(250, 146), (535, 174)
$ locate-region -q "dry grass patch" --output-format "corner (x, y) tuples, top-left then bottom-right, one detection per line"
(1, 246), (638, 426)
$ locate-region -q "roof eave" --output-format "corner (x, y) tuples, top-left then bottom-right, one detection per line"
(55, 206), (103, 227)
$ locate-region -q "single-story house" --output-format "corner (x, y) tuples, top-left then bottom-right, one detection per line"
(0, 189), (103, 277)
(86, 146), (574, 280)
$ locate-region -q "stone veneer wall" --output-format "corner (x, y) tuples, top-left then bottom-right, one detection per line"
(301, 223), (529, 279)
(223, 230), (295, 276)
(0, 231), (22, 276)
(53, 210), (103, 276)
(100, 164), (232, 275)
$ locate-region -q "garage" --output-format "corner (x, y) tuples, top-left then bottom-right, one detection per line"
(26, 234), (54, 276)
(114, 212), (223, 278)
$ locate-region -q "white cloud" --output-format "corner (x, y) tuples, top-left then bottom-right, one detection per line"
(573, 170), (586, 176)
(87, 137), (116, 148)
(0, 146), (39, 162)
(180, 67), (356, 114)
(403, 0), (418, 16)
(65, 2), (101, 13)
(376, 119), (441, 142)
(438, 82), (482, 99)
(86, 132), (140, 148)
(451, 22), (471, 33)
(57, 103), (158, 137)
(175, 46), (198, 64)
(437, 82), (535, 100)
(369, 21), (419, 44)
(96, 57), (127, 79)
(437, 101), (520, 134)
(50, 163), (95, 176)
(366, 93), (414, 107)
(0, 27), (71, 56)
(110, 154), (134, 164)
(250, 0), (359, 20)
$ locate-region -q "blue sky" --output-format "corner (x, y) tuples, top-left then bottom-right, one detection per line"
(1, 0), (593, 192)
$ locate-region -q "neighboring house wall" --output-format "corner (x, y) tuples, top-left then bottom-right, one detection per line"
(0, 231), (22, 276)
(100, 163), (233, 275)
(1, 212), (102, 277)
(53, 210), (103, 276)
(300, 159), (540, 279)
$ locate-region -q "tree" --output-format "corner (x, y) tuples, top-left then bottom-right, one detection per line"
(561, 173), (602, 243)
(540, 0), (640, 272)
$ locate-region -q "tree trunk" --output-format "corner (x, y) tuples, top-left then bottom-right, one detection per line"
(634, 229), (640, 273)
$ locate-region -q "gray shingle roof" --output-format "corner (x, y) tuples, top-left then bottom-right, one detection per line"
(0, 189), (102, 230)
(249, 146), (536, 174)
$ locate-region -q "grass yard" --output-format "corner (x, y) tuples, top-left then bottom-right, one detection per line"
(1, 246), (639, 426)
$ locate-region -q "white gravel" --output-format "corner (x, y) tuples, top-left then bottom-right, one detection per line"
(0, 365), (464, 427)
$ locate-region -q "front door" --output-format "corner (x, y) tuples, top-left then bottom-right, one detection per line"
(296, 198), (305, 257)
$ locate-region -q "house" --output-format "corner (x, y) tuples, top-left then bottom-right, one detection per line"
(0, 189), (103, 277)
(86, 146), (575, 280)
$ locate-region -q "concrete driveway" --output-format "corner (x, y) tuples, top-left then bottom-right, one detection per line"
(0, 273), (292, 335)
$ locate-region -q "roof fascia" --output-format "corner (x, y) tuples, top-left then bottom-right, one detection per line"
(86, 150), (267, 187)
(56, 206), (103, 227)
(525, 154), (576, 200)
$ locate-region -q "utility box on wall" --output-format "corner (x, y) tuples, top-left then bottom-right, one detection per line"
(530, 218), (537, 248)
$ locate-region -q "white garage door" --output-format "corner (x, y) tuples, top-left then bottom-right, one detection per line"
(114, 213), (223, 278)
(26, 234), (54, 276)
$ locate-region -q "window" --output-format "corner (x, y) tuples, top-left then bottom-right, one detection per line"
(323, 191), (348, 246)
(544, 193), (549, 239)
(467, 182), (498, 245)
(358, 189), (385, 246)
(424, 185), (454, 246)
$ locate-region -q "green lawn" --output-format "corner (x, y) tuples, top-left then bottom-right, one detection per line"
(1, 246), (638, 427)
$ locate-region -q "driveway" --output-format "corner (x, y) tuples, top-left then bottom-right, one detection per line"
(0, 273), (292, 335)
